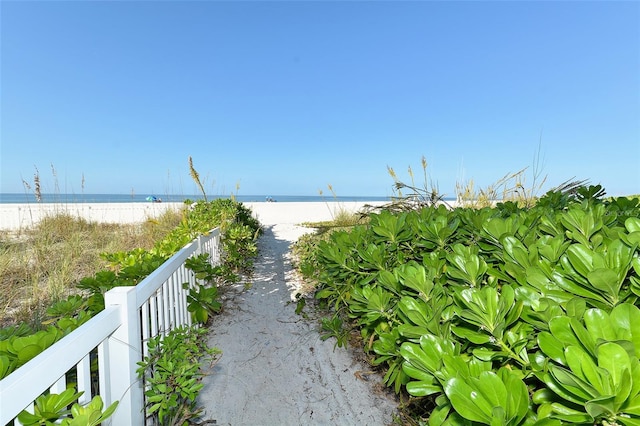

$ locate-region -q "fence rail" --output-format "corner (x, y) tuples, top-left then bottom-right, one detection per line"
(0, 228), (221, 425)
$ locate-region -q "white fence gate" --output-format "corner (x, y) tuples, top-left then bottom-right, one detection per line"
(0, 228), (221, 425)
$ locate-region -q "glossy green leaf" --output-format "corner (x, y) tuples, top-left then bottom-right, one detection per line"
(547, 402), (593, 423)
(472, 347), (502, 362)
(398, 296), (432, 328)
(605, 239), (635, 276)
(552, 271), (608, 306)
(0, 355), (12, 380)
(397, 324), (431, 339)
(428, 401), (453, 426)
(623, 392), (640, 416)
(400, 334), (452, 375)
(549, 366), (598, 401)
(565, 244), (594, 278)
(16, 344), (44, 365)
(626, 218), (640, 233)
(532, 388), (557, 405)
(402, 362), (438, 384)
(525, 268), (555, 294)
(446, 244), (488, 286)
(502, 236), (530, 266)
(561, 208), (602, 246)
(587, 268), (621, 299)
(444, 377), (493, 423)
(499, 368), (529, 424)
(585, 395), (616, 420)
(398, 263), (435, 299)
(568, 317), (596, 357)
(611, 304), (640, 355)
(406, 379), (442, 397)
(451, 325), (492, 344)
(514, 286), (542, 308)
(474, 371), (507, 409)
(561, 299), (583, 321)
(619, 417), (640, 426)
(548, 316), (581, 349)
(536, 235), (570, 263)
(584, 308), (616, 341)
(490, 407), (506, 426)
(538, 331), (566, 364)
(564, 345), (607, 395)
(598, 342), (632, 400)
(531, 418), (563, 426)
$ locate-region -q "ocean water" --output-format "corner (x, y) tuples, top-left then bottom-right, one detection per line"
(0, 193), (393, 204)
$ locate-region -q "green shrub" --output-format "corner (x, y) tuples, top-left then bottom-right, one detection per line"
(303, 187), (640, 424)
(137, 326), (221, 425)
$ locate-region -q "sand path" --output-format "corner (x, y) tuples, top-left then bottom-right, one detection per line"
(196, 223), (398, 425)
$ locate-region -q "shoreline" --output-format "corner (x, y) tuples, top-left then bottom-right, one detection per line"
(0, 201), (388, 231)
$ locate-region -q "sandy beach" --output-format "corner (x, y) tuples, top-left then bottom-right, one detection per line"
(0, 201), (386, 230)
(243, 201), (385, 225)
(0, 202), (185, 231)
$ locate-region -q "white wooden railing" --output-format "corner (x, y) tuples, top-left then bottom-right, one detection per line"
(0, 228), (221, 425)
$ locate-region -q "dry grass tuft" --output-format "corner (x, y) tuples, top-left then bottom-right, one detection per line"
(0, 209), (183, 328)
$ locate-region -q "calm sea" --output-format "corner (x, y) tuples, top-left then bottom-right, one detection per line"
(0, 193), (393, 204)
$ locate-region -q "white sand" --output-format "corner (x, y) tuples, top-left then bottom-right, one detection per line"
(198, 220), (398, 424)
(0, 201), (386, 230)
(244, 201), (385, 226)
(0, 202), (185, 230)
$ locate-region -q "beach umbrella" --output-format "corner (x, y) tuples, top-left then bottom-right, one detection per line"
(146, 196), (157, 202)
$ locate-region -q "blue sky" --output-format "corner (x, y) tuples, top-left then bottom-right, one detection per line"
(1, 1), (639, 198)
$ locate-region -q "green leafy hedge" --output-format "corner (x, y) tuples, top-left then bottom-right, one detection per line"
(306, 188), (640, 425)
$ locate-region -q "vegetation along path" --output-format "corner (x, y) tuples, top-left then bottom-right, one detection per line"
(197, 222), (398, 425)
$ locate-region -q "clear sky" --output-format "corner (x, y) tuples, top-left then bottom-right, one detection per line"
(1, 1), (639, 198)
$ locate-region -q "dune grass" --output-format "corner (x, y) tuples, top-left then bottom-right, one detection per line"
(301, 208), (367, 232)
(0, 208), (183, 328)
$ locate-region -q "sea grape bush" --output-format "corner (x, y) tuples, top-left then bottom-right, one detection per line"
(305, 188), (640, 425)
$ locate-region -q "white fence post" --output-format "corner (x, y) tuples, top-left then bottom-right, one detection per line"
(104, 287), (144, 426)
(197, 234), (204, 256)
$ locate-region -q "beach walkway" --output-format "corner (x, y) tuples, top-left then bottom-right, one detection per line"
(196, 222), (398, 425)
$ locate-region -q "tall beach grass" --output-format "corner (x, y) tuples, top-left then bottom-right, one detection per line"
(0, 208), (183, 328)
